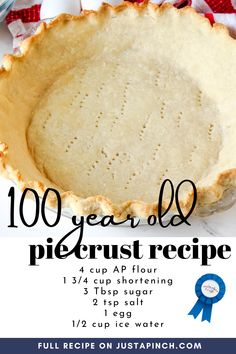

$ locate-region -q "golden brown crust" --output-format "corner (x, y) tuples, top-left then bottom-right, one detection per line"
(1, 1), (236, 219)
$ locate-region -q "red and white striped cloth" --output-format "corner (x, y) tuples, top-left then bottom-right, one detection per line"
(6, 0), (236, 51)
(6, 0), (41, 50)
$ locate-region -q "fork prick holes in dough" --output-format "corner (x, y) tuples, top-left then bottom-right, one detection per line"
(103, 152), (128, 172)
(125, 172), (137, 189)
(159, 171), (167, 182)
(96, 83), (105, 98)
(101, 148), (108, 159)
(79, 93), (89, 108)
(198, 90), (202, 106)
(160, 102), (166, 119)
(65, 136), (78, 153)
(177, 112), (183, 127)
(70, 91), (81, 107)
(208, 123), (214, 139)
(95, 112), (103, 128)
(106, 153), (120, 170)
(110, 116), (120, 131)
(27, 53), (223, 204)
(87, 160), (100, 176)
(42, 112), (51, 129)
(139, 115), (151, 141)
(155, 70), (160, 87)
(152, 144), (161, 161)
(120, 82), (129, 115)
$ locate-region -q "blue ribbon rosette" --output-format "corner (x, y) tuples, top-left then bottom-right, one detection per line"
(188, 274), (226, 323)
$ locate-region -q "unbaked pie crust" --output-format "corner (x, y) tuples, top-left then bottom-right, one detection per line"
(0, 2), (236, 219)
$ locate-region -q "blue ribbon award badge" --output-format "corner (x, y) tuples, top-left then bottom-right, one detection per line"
(188, 273), (226, 323)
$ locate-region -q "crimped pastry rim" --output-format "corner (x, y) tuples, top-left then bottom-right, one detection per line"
(0, 1), (236, 220)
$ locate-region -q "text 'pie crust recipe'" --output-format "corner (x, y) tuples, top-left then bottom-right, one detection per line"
(0, 2), (236, 219)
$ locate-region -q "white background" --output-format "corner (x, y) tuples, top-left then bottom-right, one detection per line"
(0, 234), (235, 338)
(0, 22), (236, 339)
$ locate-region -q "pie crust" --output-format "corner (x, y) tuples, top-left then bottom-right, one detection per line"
(1, 2), (236, 219)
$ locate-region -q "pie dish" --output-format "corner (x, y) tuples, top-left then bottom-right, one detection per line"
(0, 2), (236, 219)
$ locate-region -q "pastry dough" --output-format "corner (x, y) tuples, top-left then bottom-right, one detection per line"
(0, 2), (236, 219)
